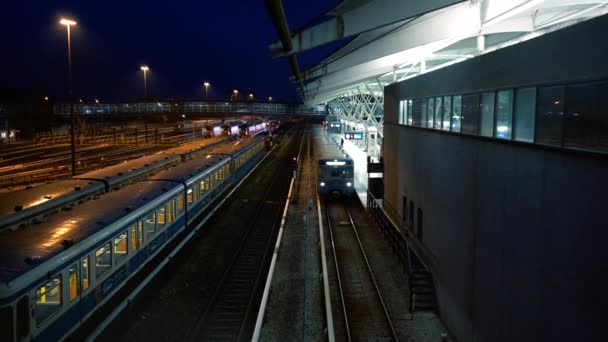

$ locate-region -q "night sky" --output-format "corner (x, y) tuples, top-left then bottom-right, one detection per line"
(0, 0), (341, 102)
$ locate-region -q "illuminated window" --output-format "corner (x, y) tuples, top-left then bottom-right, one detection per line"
(177, 194), (185, 215)
(205, 177), (210, 191)
(480, 92), (495, 137)
(187, 188), (193, 203)
(442, 96), (452, 130)
(114, 231), (128, 265)
(200, 180), (206, 196)
(82, 256), (90, 291)
(514, 87), (536, 143)
(451, 95), (462, 132)
(130, 224), (138, 251)
(166, 200), (174, 224)
(95, 243), (112, 278)
(434, 97), (443, 129)
(68, 265), (78, 302)
(145, 212), (156, 236)
(36, 275), (61, 325)
(138, 221), (144, 246)
(157, 205), (166, 229)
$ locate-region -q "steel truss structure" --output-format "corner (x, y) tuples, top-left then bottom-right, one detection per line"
(270, 0), (608, 147)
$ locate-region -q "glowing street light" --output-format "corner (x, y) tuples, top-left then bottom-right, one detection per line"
(60, 17), (77, 176)
(140, 65), (150, 100)
(95, 99), (99, 104)
(203, 81), (210, 99)
(44, 96), (49, 101)
(268, 96), (273, 102)
(248, 93), (254, 100)
(233, 89), (239, 101)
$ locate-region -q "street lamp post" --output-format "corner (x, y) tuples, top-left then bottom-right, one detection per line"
(141, 65), (149, 143)
(204, 81), (210, 99)
(233, 89), (239, 101)
(60, 18), (77, 176)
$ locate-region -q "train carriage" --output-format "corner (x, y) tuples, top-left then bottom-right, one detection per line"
(315, 127), (355, 198)
(0, 136), (267, 341)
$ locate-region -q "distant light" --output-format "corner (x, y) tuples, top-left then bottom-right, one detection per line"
(320, 182), (325, 187)
(79, 99), (83, 103)
(496, 126), (509, 133)
(204, 81), (210, 87)
(95, 99), (99, 104)
(157, 102), (161, 106)
(268, 96), (272, 101)
(249, 93), (254, 97)
(140, 65), (149, 71)
(44, 96), (49, 101)
(233, 89), (238, 94)
(182, 114), (186, 118)
(59, 18), (77, 26)
(346, 182), (352, 187)
(554, 101), (560, 105)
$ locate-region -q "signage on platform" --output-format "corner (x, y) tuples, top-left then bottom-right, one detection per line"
(344, 132), (364, 140)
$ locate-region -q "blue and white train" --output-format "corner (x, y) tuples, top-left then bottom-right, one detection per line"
(0, 137), (266, 341)
(315, 126), (355, 198)
(0, 136), (229, 233)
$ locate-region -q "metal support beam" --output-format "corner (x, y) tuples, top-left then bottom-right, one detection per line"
(269, 0), (466, 58)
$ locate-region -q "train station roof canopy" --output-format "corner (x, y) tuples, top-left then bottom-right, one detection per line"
(268, 0), (608, 135)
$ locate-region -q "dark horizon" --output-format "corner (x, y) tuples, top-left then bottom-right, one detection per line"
(0, 1), (340, 103)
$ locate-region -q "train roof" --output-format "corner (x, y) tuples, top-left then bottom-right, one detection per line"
(158, 136), (226, 156)
(0, 180), (169, 284)
(0, 179), (103, 218)
(314, 129), (352, 163)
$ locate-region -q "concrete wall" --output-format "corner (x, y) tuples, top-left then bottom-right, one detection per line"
(382, 15), (608, 342)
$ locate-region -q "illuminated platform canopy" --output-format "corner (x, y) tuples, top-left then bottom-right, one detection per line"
(269, 0), (608, 138)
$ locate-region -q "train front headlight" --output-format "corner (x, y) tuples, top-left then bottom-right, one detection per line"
(346, 182), (352, 187)
(320, 182), (325, 187)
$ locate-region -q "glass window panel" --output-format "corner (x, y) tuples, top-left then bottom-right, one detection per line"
(434, 97), (442, 129)
(407, 100), (413, 125)
(68, 265), (78, 302)
(452, 95), (462, 132)
(113, 232), (128, 264)
(145, 212), (156, 235)
(157, 205), (166, 229)
(138, 221), (144, 247)
(495, 90), (514, 139)
(166, 200), (174, 224)
(177, 194), (185, 215)
(427, 98), (434, 128)
(420, 98), (427, 128)
(514, 87), (536, 142)
(187, 188), (193, 203)
(565, 81), (608, 152)
(461, 94), (480, 135)
(95, 243), (112, 278)
(536, 86), (564, 146)
(411, 99), (423, 127)
(36, 276), (62, 325)
(480, 92), (495, 137)
(442, 96), (452, 130)
(130, 224), (138, 251)
(82, 256), (90, 291)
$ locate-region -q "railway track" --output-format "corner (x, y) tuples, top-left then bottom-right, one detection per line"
(186, 131), (302, 341)
(325, 200), (398, 342)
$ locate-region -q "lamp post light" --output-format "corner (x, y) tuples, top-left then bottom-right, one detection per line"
(204, 81), (210, 99)
(233, 89), (239, 101)
(60, 18), (77, 176)
(268, 96), (273, 102)
(140, 65), (149, 143)
(248, 93), (254, 101)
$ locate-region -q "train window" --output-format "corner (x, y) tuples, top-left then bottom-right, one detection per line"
(495, 90), (514, 139)
(514, 87), (536, 143)
(95, 243), (112, 278)
(130, 224), (138, 251)
(82, 256), (90, 290)
(461, 94), (480, 135)
(114, 231), (128, 264)
(166, 199), (175, 224)
(68, 265), (78, 302)
(407, 99), (413, 124)
(480, 92), (495, 137)
(193, 186), (199, 202)
(157, 205), (166, 230)
(177, 194), (185, 215)
(199, 180), (206, 196)
(16, 296), (29, 338)
(434, 97), (442, 129)
(451, 95), (462, 132)
(138, 221), (144, 247)
(145, 212), (156, 236)
(218, 168), (224, 181)
(0, 305), (13, 341)
(35, 275), (62, 326)
(205, 177), (211, 191)
(427, 98), (434, 128)
(565, 81), (608, 152)
(536, 86), (564, 147)
(442, 96), (452, 130)
(187, 188), (194, 204)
